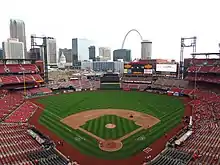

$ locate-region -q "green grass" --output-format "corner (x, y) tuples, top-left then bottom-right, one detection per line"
(81, 115), (140, 139)
(37, 90), (185, 159)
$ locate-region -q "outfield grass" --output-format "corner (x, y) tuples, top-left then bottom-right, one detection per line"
(37, 90), (185, 159)
(81, 115), (140, 139)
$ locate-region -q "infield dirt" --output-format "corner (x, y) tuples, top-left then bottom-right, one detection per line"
(61, 109), (160, 151)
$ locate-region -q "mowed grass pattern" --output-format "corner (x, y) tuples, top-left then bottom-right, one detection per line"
(37, 91), (185, 159)
(81, 115), (140, 139)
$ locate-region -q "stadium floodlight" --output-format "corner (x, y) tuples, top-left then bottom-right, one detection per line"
(179, 36), (197, 79)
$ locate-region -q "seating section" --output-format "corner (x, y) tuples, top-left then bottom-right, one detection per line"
(4, 102), (38, 123)
(32, 74), (44, 82)
(151, 148), (192, 165)
(0, 64), (42, 86)
(48, 79), (100, 90)
(0, 74), (43, 85)
(28, 148), (69, 165)
(26, 87), (52, 96)
(0, 92), (24, 121)
(0, 64), (39, 74)
(152, 88), (220, 165)
(0, 124), (70, 165)
(186, 58), (220, 84)
(21, 64), (39, 73)
(187, 66), (220, 74)
(153, 78), (189, 88)
(186, 75), (220, 84)
(0, 124), (42, 165)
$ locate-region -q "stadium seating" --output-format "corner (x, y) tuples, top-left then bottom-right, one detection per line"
(4, 101), (37, 123)
(0, 64), (39, 74)
(153, 78), (189, 89)
(26, 87), (52, 96)
(27, 147), (69, 165)
(154, 89), (220, 164)
(0, 74), (43, 85)
(0, 64), (43, 85)
(151, 148), (192, 165)
(49, 79), (100, 90)
(0, 124), (70, 165)
(0, 92), (24, 121)
(185, 75), (220, 84)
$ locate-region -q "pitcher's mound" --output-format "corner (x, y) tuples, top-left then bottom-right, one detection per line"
(105, 123), (116, 129)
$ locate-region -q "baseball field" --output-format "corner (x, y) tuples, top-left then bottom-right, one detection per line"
(36, 90), (184, 160)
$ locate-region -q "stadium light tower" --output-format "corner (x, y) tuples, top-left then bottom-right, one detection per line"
(31, 35), (54, 83)
(179, 37), (197, 79)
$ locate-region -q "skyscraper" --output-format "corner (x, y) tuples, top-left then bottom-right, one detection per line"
(10, 19), (27, 58)
(88, 46), (96, 61)
(72, 38), (93, 65)
(2, 38), (25, 59)
(141, 40), (152, 60)
(28, 48), (41, 60)
(113, 49), (131, 62)
(46, 38), (57, 65)
(99, 47), (111, 61)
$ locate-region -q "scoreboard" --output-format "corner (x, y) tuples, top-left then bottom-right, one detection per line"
(124, 63), (153, 74)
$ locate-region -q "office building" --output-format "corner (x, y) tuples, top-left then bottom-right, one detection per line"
(99, 47), (111, 61)
(141, 40), (152, 60)
(28, 48), (41, 60)
(59, 48), (72, 66)
(89, 46), (96, 61)
(2, 38), (24, 59)
(113, 49), (131, 62)
(46, 38), (57, 65)
(81, 61), (93, 70)
(114, 61), (124, 73)
(81, 61), (124, 73)
(72, 38), (94, 65)
(0, 48), (3, 59)
(10, 19), (27, 58)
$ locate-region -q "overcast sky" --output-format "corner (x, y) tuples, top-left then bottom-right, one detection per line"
(0, 0), (220, 60)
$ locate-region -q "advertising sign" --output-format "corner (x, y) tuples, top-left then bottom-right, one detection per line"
(156, 64), (177, 72)
(144, 69), (153, 74)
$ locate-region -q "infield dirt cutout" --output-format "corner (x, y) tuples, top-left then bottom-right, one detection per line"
(61, 109), (160, 152)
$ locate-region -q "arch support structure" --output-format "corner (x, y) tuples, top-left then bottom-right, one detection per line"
(121, 29), (143, 49)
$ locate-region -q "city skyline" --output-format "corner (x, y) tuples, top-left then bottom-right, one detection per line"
(1, 0), (220, 61)
(10, 19), (27, 58)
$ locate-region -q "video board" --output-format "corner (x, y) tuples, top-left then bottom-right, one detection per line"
(156, 64), (177, 73)
(124, 63), (153, 74)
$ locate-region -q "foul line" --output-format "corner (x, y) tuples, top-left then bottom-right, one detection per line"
(78, 127), (104, 142)
(31, 102), (62, 120)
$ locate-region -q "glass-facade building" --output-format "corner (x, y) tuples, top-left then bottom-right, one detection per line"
(72, 38), (94, 66)
(113, 49), (131, 62)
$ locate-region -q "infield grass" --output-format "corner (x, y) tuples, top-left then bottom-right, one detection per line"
(81, 115), (140, 139)
(37, 90), (185, 159)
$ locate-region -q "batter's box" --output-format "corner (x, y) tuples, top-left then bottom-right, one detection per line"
(143, 147), (152, 153)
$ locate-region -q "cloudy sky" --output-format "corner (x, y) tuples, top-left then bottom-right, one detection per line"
(0, 0), (220, 60)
